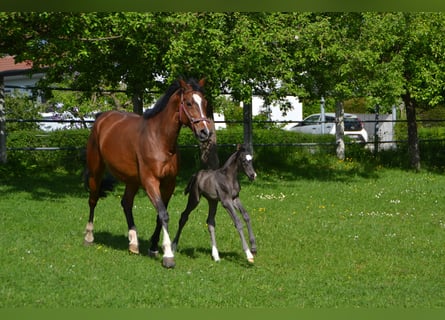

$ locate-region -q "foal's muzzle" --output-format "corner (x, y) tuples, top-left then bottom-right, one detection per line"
(248, 171), (257, 181)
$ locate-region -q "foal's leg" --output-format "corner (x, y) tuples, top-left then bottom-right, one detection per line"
(121, 184), (139, 254)
(221, 199), (255, 263)
(206, 199), (220, 262)
(171, 189), (200, 252)
(233, 197), (257, 254)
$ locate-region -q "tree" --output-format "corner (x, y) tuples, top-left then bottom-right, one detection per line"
(0, 12), (303, 167)
(2, 12), (444, 170)
(289, 12), (445, 168)
(355, 12), (445, 170)
(0, 12), (302, 113)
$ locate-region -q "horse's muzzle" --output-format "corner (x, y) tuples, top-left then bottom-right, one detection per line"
(197, 127), (212, 142)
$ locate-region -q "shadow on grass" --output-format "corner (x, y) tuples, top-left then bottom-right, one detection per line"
(1, 168), (87, 200)
(1, 147), (384, 203)
(92, 231), (248, 266)
(176, 246), (249, 266)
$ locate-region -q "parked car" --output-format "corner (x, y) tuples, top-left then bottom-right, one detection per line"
(286, 112), (368, 143)
(38, 111), (94, 132)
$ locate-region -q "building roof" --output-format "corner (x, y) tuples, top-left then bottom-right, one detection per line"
(0, 55), (34, 76)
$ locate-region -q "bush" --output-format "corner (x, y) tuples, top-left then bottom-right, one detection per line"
(5, 129), (90, 174)
(4, 94), (41, 132)
(3, 123), (443, 179)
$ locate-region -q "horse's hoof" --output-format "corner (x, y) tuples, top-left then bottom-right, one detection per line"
(129, 243), (139, 254)
(83, 239), (94, 246)
(247, 257), (255, 264)
(162, 257), (176, 269)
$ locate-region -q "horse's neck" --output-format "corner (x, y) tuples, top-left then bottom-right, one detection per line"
(147, 106), (181, 149)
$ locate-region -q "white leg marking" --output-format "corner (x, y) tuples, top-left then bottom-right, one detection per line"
(212, 246), (221, 262)
(245, 249), (254, 263)
(84, 222), (94, 243)
(128, 229), (139, 247)
(162, 226), (174, 258)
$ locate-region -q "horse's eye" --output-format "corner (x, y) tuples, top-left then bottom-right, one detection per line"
(186, 101), (192, 108)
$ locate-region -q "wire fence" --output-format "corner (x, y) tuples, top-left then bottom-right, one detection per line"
(4, 117), (445, 152)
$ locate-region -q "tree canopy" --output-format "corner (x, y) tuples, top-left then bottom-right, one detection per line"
(1, 12), (444, 169)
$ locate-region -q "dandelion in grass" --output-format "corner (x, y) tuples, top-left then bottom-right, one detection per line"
(256, 192), (286, 201)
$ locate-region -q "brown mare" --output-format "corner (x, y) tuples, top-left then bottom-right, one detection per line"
(83, 78), (213, 268)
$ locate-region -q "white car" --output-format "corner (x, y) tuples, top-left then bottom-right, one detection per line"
(38, 111), (94, 131)
(287, 113), (368, 143)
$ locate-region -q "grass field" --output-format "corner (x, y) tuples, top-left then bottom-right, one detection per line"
(1, 161), (444, 308)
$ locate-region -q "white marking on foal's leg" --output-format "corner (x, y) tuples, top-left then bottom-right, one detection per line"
(84, 222), (94, 244)
(212, 246), (221, 262)
(245, 249), (254, 263)
(128, 229), (139, 254)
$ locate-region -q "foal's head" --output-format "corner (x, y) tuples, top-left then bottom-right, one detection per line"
(178, 78), (212, 142)
(236, 145), (257, 181)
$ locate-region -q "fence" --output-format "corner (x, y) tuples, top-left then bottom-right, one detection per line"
(3, 116), (445, 152)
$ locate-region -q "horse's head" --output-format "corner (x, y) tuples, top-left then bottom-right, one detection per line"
(237, 145), (257, 181)
(178, 78), (213, 142)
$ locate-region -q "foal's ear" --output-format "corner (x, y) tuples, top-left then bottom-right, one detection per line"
(198, 78), (206, 87)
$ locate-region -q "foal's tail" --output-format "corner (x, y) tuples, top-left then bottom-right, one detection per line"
(184, 173), (197, 195)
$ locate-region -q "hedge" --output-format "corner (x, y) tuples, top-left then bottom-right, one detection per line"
(3, 126), (337, 174)
(3, 124), (443, 176)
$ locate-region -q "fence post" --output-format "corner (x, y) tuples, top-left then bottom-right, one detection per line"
(374, 104), (380, 155)
(335, 101), (345, 160)
(243, 97), (253, 154)
(0, 75), (6, 164)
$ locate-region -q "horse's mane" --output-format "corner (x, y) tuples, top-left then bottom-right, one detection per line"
(143, 78), (204, 119)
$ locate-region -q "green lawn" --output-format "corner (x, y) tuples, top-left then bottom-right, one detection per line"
(1, 166), (444, 308)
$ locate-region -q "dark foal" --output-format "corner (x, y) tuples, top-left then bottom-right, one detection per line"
(172, 145), (257, 263)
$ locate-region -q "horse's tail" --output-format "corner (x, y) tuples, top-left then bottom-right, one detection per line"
(184, 173), (197, 195)
(83, 168), (117, 198)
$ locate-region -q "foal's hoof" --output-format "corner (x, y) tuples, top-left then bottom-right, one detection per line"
(148, 249), (159, 258)
(247, 257), (255, 264)
(162, 257), (176, 269)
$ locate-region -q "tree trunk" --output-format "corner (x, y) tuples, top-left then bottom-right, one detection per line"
(403, 93), (421, 171)
(132, 91), (143, 115)
(243, 99), (253, 155)
(0, 76), (6, 164)
(335, 101), (345, 160)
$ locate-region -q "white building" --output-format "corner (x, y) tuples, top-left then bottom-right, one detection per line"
(0, 55), (45, 100)
(214, 95), (303, 130)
